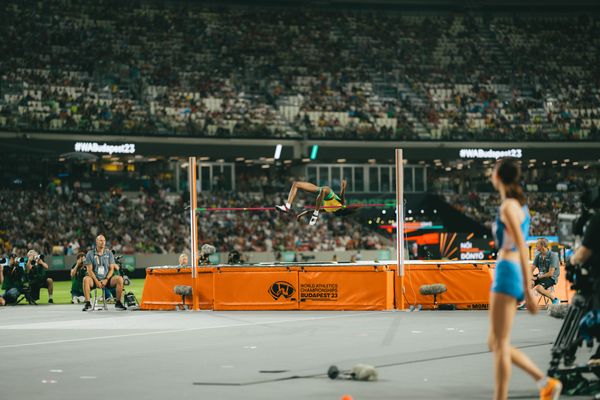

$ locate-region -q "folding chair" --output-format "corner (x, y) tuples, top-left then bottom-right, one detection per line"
(91, 288), (108, 311)
(537, 286), (556, 308)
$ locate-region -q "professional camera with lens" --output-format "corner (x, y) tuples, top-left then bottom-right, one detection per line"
(1, 256), (28, 265)
(1, 255), (26, 270)
(227, 250), (243, 264)
(111, 251), (131, 286)
(549, 187), (600, 396)
(565, 258), (597, 295)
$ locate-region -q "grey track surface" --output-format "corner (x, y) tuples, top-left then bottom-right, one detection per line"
(0, 305), (588, 400)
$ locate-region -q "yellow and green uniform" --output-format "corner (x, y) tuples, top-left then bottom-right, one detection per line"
(316, 187), (344, 213)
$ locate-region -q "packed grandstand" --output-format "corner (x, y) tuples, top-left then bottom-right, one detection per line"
(1, 1), (599, 141)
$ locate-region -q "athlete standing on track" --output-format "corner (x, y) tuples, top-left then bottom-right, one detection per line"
(488, 158), (562, 400)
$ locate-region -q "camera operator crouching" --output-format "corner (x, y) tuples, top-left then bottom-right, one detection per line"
(70, 252), (87, 303)
(1, 254), (26, 305)
(81, 235), (126, 311)
(26, 250), (54, 304)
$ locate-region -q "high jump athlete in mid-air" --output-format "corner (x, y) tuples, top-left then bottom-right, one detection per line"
(276, 179), (347, 225)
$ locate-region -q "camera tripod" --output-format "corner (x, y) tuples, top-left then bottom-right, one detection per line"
(549, 294), (600, 396)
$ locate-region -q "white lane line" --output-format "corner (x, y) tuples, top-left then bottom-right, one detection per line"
(0, 312), (383, 349)
(0, 314), (178, 330)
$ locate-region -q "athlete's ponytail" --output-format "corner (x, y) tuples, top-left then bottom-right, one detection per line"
(495, 158), (526, 206)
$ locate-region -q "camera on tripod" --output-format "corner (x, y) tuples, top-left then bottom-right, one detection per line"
(550, 187), (600, 396)
(112, 251), (131, 286)
(110, 250), (138, 309)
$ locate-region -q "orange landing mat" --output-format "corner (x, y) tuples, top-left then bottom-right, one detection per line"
(140, 261), (574, 311)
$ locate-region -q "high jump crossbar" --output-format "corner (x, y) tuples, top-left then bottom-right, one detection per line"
(188, 149), (406, 310)
(194, 203), (395, 212)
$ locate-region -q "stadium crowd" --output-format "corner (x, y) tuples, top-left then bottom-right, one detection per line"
(0, 188), (386, 258)
(0, 169), (587, 257)
(432, 163), (595, 235)
(1, 1), (599, 141)
(443, 192), (582, 236)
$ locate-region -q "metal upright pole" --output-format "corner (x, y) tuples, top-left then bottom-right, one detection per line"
(189, 157), (200, 311)
(395, 149), (405, 310)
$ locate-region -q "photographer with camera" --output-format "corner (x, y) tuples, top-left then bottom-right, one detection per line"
(26, 250), (54, 304)
(198, 244), (216, 265)
(70, 252), (87, 303)
(1, 254), (25, 304)
(81, 235), (126, 311)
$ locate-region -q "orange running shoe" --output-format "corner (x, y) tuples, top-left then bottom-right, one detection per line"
(539, 377), (562, 400)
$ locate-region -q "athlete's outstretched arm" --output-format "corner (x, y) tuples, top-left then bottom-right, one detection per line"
(314, 187), (327, 212)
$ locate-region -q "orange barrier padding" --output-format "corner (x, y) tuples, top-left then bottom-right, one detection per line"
(391, 263), (495, 310)
(298, 270), (394, 310)
(141, 267), (213, 310)
(213, 269), (299, 310)
(141, 261), (575, 311)
(392, 262), (575, 309)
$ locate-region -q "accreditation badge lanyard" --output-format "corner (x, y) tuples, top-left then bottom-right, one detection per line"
(95, 252), (106, 277)
(541, 253), (551, 272)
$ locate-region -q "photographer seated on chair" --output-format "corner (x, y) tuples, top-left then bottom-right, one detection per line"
(531, 238), (560, 305)
(26, 250), (54, 304)
(81, 235), (126, 311)
(1, 254), (26, 305)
